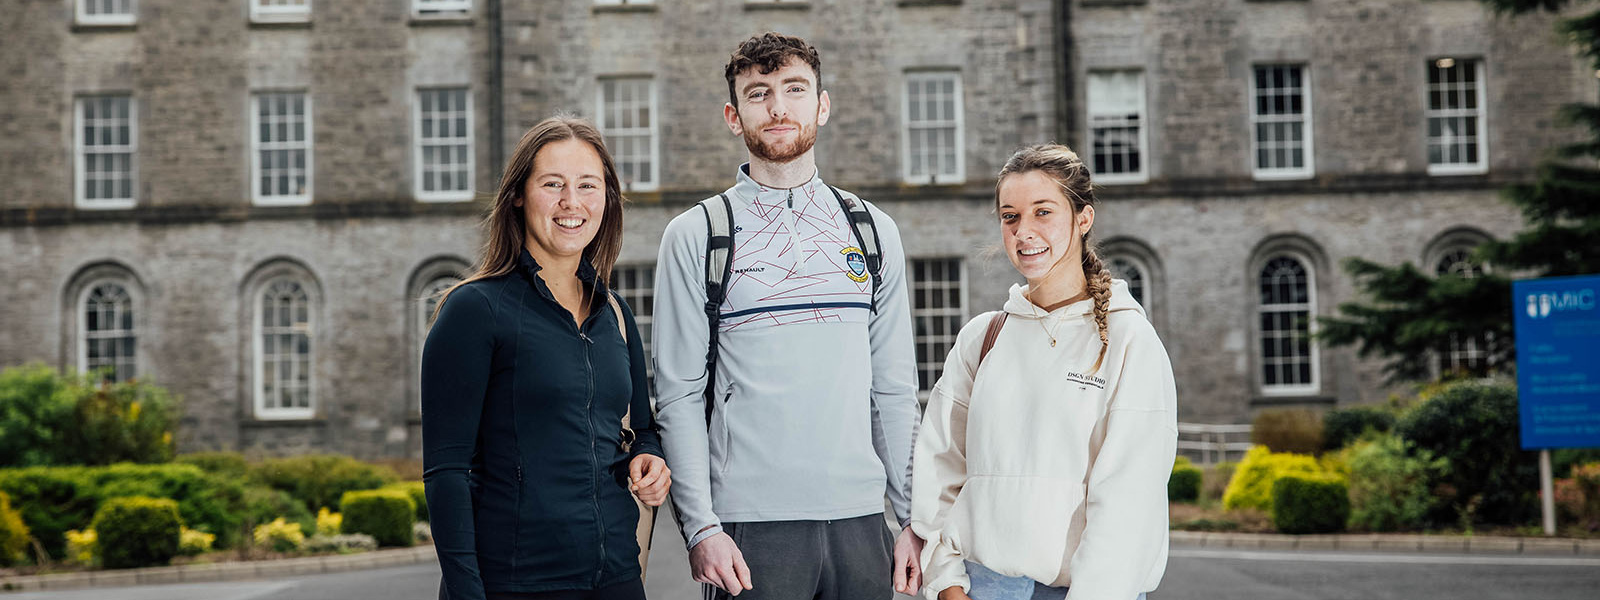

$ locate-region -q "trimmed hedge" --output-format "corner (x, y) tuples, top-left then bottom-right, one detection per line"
(1222, 446), (1324, 513)
(175, 452), (252, 481)
(0, 490), (29, 566)
(0, 464), (247, 558)
(1397, 381), (1535, 526)
(1169, 461), (1202, 503)
(383, 481), (428, 522)
(340, 489), (415, 547)
(1272, 475), (1350, 534)
(92, 496), (181, 569)
(253, 455), (399, 514)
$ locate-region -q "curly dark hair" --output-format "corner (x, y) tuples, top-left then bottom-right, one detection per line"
(724, 32), (822, 107)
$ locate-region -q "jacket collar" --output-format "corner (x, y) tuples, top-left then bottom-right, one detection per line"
(515, 248), (600, 286)
(728, 163), (827, 210)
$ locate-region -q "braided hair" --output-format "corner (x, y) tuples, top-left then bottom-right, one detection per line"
(997, 144), (1112, 373)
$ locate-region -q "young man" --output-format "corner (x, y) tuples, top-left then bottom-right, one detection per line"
(652, 32), (924, 600)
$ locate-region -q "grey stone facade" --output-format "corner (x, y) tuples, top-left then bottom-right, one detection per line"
(0, 0), (1592, 457)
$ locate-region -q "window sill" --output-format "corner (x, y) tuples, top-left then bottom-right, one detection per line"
(249, 19), (313, 30)
(593, 4), (659, 14)
(1427, 165), (1489, 177)
(1081, 0), (1147, 8)
(71, 22), (137, 33)
(74, 199), (138, 211)
(744, 2), (811, 11)
(410, 14), (473, 27)
(1250, 394), (1334, 407)
(241, 417), (327, 428)
(897, 0), (961, 7)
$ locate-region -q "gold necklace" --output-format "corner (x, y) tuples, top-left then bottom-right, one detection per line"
(1030, 290), (1090, 348)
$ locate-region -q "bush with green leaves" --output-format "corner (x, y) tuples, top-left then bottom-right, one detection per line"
(0, 464), (248, 558)
(382, 481), (428, 522)
(92, 496), (181, 569)
(179, 527), (215, 556)
(253, 517), (306, 553)
(252, 455), (399, 514)
(0, 490), (30, 567)
(64, 529), (96, 565)
(1396, 381), (1535, 526)
(340, 489), (415, 547)
(1271, 474), (1350, 534)
(0, 363), (78, 468)
(175, 452), (252, 481)
(1321, 405), (1396, 452)
(1346, 434), (1448, 532)
(1222, 446), (1325, 513)
(1251, 410), (1325, 455)
(1169, 457), (1202, 503)
(241, 484), (316, 539)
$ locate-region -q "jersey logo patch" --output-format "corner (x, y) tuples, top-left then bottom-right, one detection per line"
(841, 247), (870, 283)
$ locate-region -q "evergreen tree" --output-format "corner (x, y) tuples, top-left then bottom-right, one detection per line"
(1321, 0), (1600, 381)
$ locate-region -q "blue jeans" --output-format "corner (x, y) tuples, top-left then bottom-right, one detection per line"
(964, 561), (1148, 600)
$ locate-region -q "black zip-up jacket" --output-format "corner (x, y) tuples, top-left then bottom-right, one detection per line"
(422, 250), (663, 600)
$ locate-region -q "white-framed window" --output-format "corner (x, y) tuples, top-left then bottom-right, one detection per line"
(597, 77), (658, 192)
(1426, 57), (1488, 175)
(1434, 247), (1493, 376)
(416, 275), (459, 395)
(413, 0), (471, 15)
(1258, 254), (1318, 395)
(911, 258), (966, 395)
(77, 0), (136, 25)
(1107, 255), (1150, 311)
(75, 95), (137, 209)
(251, 0), (310, 22)
(611, 265), (656, 394)
(1087, 70), (1147, 184)
(251, 92), (313, 205)
(79, 282), (137, 383)
(903, 71), (965, 184)
(255, 278), (315, 419)
(414, 88), (474, 202)
(1251, 64), (1314, 180)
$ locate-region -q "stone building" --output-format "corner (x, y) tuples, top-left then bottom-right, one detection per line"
(0, 0), (1590, 458)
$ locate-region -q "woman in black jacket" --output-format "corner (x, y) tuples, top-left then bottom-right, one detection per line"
(423, 116), (671, 600)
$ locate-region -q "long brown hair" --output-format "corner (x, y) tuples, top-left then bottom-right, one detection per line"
(436, 116), (625, 314)
(996, 144), (1114, 374)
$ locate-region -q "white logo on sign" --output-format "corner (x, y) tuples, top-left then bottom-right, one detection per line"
(1525, 289), (1596, 320)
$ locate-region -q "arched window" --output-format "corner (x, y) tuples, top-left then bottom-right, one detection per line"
(256, 277), (315, 419)
(418, 276), (459, 345)
(1435, 246), (1492, 375)
(1258, 254), (1318, 394)
(1107, 256), (1149, 309)
(81, 282), (137, 382)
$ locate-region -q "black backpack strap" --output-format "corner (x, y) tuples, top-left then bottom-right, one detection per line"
(697, 193), (736, 426)
(829, 186), (884, 313)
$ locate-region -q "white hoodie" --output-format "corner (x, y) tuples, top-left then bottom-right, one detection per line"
(911, 280), (1177, 600)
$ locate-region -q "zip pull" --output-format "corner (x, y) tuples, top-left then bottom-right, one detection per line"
(786, 188), (793, 209)
(579, 333), (593, 344)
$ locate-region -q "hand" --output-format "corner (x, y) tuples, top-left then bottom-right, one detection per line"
(689, 531), (753, 596)
(892, 525), (925, 595)
(628, 454), (671, 506)
(937, 586), (972, 600)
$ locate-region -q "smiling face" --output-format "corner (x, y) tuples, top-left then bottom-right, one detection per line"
(515, 137), (607, 268)
(997, 170), (1095, 286)
(724, 57), (830, 164)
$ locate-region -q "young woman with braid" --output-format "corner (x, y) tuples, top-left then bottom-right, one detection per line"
(908, 144), (1177, 600)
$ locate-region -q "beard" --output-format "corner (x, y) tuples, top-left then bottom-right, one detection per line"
(741, 116), (818, 163)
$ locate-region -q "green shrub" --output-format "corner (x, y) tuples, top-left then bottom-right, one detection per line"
(253, 517), (305, 553)
(178, 527), (215, 556)
(1169, 464), (1202, 503)
(0, 363), (78, 467)
(382, 481), (428, 522)
(316, 507), (342, 537)
(0, 364), (181, 468)
(1272, 474), (1350, 534)
(340, 489), (415, 547)
(1346, 434), (1447, 532)
(241, 484), (316, 538)
(1222, 446), (1324, 513)
(1554, 449), (1600, 478)
(0, 467), (97, 559)
(1252, 409), (1325, 455)
(0, 464), (249, 558)
(253, 455), (399, 514)
(92, 496), (181, 569)
(0, 491), (30, 567)
(1396, 381), (1535, 526)
(1321, 406), (1395, 452)
(176, 452), (251, 481)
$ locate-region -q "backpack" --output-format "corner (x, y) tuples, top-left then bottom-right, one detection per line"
(695, 187), (884, 424)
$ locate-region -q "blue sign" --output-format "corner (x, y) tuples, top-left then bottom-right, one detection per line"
(1514, 274), (1600, 450)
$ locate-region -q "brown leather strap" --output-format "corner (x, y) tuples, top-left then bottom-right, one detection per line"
(979, 312), (1008, 367)
(607, 292), (633, 430)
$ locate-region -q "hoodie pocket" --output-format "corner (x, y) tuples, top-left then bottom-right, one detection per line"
(946, 475), (1084, 583)
(715, 390), (734, 474)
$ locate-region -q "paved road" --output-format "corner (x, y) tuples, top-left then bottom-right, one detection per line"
(12, 520), (1600, 600)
